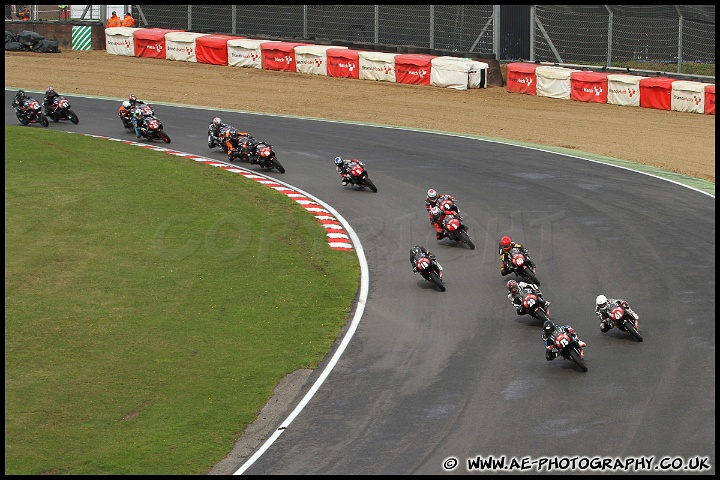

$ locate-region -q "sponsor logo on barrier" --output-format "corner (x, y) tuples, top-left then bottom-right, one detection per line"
(573, 85), (604, 96)
(143, 43), (164, 52)
(272, 55), (293, 64)
(328, 60), (357, 72)
(167, 45), (194, 55)
(510, 76), (534, 86)
(672, 93), (703, 105)
(609, 87), (637, 97)
(107, 39), (132, 49)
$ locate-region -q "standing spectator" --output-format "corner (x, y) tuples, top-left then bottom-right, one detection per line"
(121, 11), (135, 27)
(58, 5), (69, 20)
(18, 5), (30, 21)
(107, 11), (122, 28)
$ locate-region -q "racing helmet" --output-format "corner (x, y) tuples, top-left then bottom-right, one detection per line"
(426, 189), (438, 203)
(507, 280), (519, 295)
(429, 206), (441, 218)
(46, 86), (55, 95)
(334, 156), (343, 166)
(410, 245), (423, 258)
(596, 294), (608, 310)
(212, 117), (222, 126)
(122, 100), (132, 108)
(129, 95), (137, 103)
(500, 235), (512, 251)
(543, 321), (555, 337)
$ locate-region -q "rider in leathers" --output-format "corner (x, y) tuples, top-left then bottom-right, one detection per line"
(542, 320), (586, 361)
(507, 280), (549, 316)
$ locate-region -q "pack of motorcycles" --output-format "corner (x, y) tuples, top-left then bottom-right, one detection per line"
(15, 93), (642, 371)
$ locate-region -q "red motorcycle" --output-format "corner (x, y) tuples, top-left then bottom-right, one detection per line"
(46, 95), (79, 124)
(14, 97), (49, 127)
(507, 247), (539, 285)
(441, 213), (475, 249)
(345, 162), (378, 193)
(605, 302), (642, 342)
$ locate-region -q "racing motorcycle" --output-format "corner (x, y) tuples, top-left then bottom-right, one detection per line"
(550, 328), (588, 372)
(507, 247), (540, 285)
(441, 213), (475, 249)
(46, 95), (79, 124)
(249, 140), (285, 173)
(603, 301), (642, 342)
(344, 162), (378, 193)
(413, 254), (445, 292)
(14, 97), (49, 127)
(519, 289), (550, 322)
(136, 109), (171, 143)
(207, 124), (229, 149)
(118, 102), (140, 130)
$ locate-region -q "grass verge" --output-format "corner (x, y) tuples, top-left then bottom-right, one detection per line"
(4, 126), (360, 474)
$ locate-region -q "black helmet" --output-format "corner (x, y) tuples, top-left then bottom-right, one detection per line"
(410, 245), (423, 257)
(46, 86), (55, 95)
(18, 89), (25, 96)
(543, 321), (555, 337)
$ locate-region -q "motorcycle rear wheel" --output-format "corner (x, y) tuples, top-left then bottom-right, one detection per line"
(428, 271), (445, 292)
(568, 348), (588, 372)
(534, 308), (550, 322)
(623, 320), (643, 342)
(39, 114), (49, 127)
(522, 268), (540, 286)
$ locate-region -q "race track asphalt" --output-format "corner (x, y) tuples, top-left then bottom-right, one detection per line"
(6, 91), (715, 475)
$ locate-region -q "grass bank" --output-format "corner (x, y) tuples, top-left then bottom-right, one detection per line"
(4, 126), (359, 474)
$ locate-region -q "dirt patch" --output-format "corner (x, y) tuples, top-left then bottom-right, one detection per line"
(5, 50), (714, 182)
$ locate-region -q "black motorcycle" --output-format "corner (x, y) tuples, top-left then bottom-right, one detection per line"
(13, 97), (49, 127)
(413, 254), (445, 292)
(46, 95), (79, 124)
(137, 114), (171, 143)
(249, 140), (285, 173)
(549, 328), (587, 372)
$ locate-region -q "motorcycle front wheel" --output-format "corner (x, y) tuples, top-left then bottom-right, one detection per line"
(158, 130), (171, 144)
(17, 112), (29, 126)
(363, 177), (378, 193)
(428, 270), (445, 292)
(568, 348), (588, 372)
(458, 230), (475, 250)
(271, 159), (285, 174)
(623, 320), (643, 342)
(67, 110), (79, 124)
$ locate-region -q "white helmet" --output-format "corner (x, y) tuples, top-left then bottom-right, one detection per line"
(596, 294), (608, 309)
(427, 189), (438, 202)
(122, 100), (132, 108)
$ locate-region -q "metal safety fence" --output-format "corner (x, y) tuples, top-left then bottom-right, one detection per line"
(6, 5), (714, 75)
